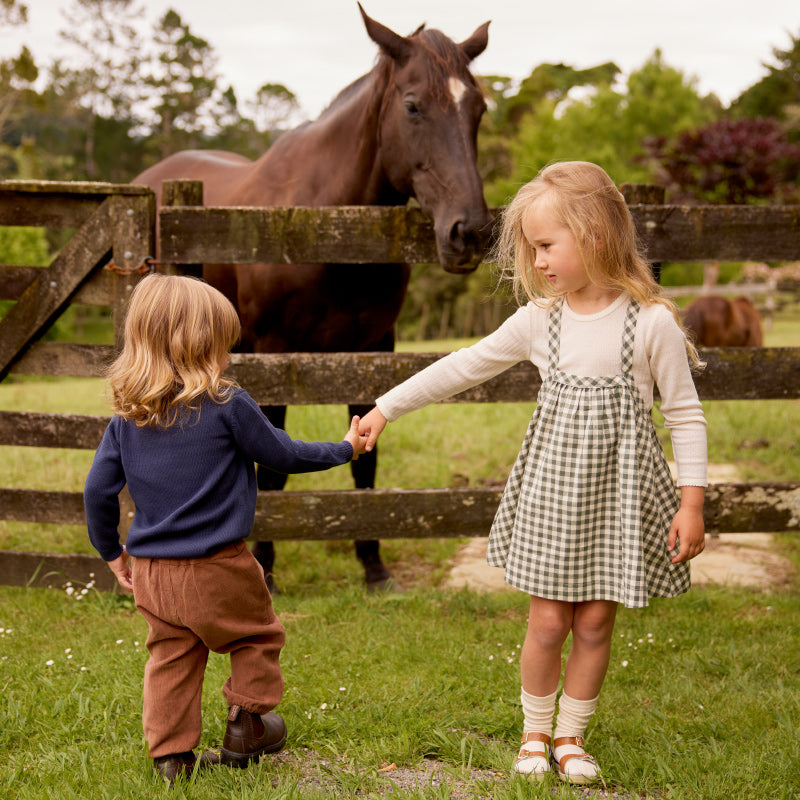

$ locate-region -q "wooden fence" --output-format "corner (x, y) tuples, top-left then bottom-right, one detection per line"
(0, 179), (799, 591)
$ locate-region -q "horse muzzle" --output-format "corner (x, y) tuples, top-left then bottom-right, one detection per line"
(436, 215), (494, 273)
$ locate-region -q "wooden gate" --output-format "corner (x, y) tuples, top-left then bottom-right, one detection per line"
(1, 179), (799, 590)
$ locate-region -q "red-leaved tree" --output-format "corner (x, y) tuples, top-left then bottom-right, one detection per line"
(645, 117), (800, 204)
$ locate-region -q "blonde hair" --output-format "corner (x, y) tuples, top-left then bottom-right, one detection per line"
(492, 161), (701, 366)
(107, 273), (241, 427)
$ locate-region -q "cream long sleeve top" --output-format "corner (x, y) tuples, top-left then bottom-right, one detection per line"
(377, 293), (708, 488)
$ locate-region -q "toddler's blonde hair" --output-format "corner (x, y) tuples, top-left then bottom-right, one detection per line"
(492, 161), (701, 365)
(107, 273), (241, 427)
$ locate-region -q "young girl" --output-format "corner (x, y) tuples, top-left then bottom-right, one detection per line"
(358, 162), (707, 784)
(84, 273), (367, 784)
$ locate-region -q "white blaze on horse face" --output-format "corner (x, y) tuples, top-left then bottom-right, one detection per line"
(448, 76), (468, 107)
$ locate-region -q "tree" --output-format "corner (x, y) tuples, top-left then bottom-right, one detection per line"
(645, 117), (800, 204)
(478, 63), (619, 189)
(0, 0), (38, 149)
(731, 29), (800, 134)
(246, 83), (300, 137)
(54, 0), (146, 178)
(144, 9), (220, 157)
(485, 50), (719, 205)
(0, 0), (26, 25)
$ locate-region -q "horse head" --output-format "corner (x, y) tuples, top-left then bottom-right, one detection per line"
(359, 4), (493, 273)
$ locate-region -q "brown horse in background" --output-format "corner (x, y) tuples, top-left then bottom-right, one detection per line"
(683, 295), (764, 347)
(133, 4), (493, 590)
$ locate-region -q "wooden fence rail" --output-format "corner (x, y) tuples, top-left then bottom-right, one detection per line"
(0, 180), (798, 591)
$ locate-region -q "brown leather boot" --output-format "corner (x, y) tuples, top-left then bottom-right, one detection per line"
(153, 750), (220, 784)
(220, 704), (287, 767)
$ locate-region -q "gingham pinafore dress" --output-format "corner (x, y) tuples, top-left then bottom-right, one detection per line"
(486, 298), (690, 609)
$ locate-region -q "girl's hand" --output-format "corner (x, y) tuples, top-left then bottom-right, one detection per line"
(358, 407), (387, 452)
(108, 548), (133, 592)
(668, 486), (706, 563)
(344, 415), (367, 460)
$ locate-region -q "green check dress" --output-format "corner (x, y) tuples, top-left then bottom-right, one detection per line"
(486, 298), (690, 609)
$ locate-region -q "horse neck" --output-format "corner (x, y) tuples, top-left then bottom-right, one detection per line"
(255, 73), (404, 207)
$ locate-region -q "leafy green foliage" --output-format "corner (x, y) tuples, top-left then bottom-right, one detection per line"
(0, 225), (49, 265)
(731, 30), (800, 129)
(483, 50), (720, 205)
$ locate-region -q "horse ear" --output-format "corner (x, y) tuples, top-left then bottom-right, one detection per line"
(459, 21), (490, 61)
(358, 2), (412, 64)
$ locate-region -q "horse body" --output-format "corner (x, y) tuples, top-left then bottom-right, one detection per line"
(683, 295), (763, 347)
(133, 5), (493, 589)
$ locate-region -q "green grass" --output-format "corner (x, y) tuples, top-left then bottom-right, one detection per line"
(0, 313), (799, 798)
(0, 582), (799, 799)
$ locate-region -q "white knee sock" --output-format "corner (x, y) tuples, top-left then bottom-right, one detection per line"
(521, 687), (557, 736)
(515, 687), (557, 775)
(553, 692), (599, 778)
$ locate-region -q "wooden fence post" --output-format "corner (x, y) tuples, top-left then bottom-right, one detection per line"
(109, 192), (156, 349)
(160, 180), (204, 278)
(621, 183), (667, 282)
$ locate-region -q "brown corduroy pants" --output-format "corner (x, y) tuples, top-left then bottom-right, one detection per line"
(132, 540), (285, 757)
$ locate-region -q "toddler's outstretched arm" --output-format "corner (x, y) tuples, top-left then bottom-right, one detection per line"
(358, 407), (387, 453)
(668, 486), (706, 563)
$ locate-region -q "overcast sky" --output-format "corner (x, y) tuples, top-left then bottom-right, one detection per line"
(3, 0), (799, 120)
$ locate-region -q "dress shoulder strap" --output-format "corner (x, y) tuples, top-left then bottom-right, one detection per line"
(546, 298), (564, 372)
(620, 301), (640, 376)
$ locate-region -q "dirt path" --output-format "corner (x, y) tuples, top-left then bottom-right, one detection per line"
(446, 464), (795, 593)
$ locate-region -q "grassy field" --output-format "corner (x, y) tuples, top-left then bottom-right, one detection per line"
(0, 310), (798, 799)
(1, 578), (799, 799)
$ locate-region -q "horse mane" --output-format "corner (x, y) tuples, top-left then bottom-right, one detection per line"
(319, 25), (478, 119)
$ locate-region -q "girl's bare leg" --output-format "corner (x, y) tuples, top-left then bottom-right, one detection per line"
(553, 600), (618, 784)
(515, 597), (573, 778)
(520, 596), (573, 694)
(562, 600), (618, 699)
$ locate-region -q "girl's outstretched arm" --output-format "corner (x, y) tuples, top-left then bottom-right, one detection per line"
(358, 407), (387, 452)
(668, 486), (706, 563)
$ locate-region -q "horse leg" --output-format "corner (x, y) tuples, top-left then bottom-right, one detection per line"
(254, 405), (288, 593)
(349, 402), (394, 591)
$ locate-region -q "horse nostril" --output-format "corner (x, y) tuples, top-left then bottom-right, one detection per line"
(449, 220), (466, 250)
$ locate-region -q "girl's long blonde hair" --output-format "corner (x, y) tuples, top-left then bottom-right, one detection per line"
(107, 273), (241, 427)
(492, 161), (701, 365)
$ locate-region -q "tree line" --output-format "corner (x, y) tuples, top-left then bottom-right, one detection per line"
(2, 0), (800, 340)
(0, 0), (300, 182)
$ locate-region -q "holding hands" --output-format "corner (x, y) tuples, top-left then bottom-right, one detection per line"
(344, 415), (369, 460)
(357, 407), (387, 453)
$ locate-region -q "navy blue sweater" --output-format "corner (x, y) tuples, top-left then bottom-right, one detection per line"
(84, 388), (353, 561)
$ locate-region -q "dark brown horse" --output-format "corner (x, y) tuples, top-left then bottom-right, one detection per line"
(683, 295), (764, 347)
(134, 4), (493, 590)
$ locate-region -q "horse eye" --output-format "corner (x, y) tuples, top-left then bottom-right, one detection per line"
(404, 99), (421, 116)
